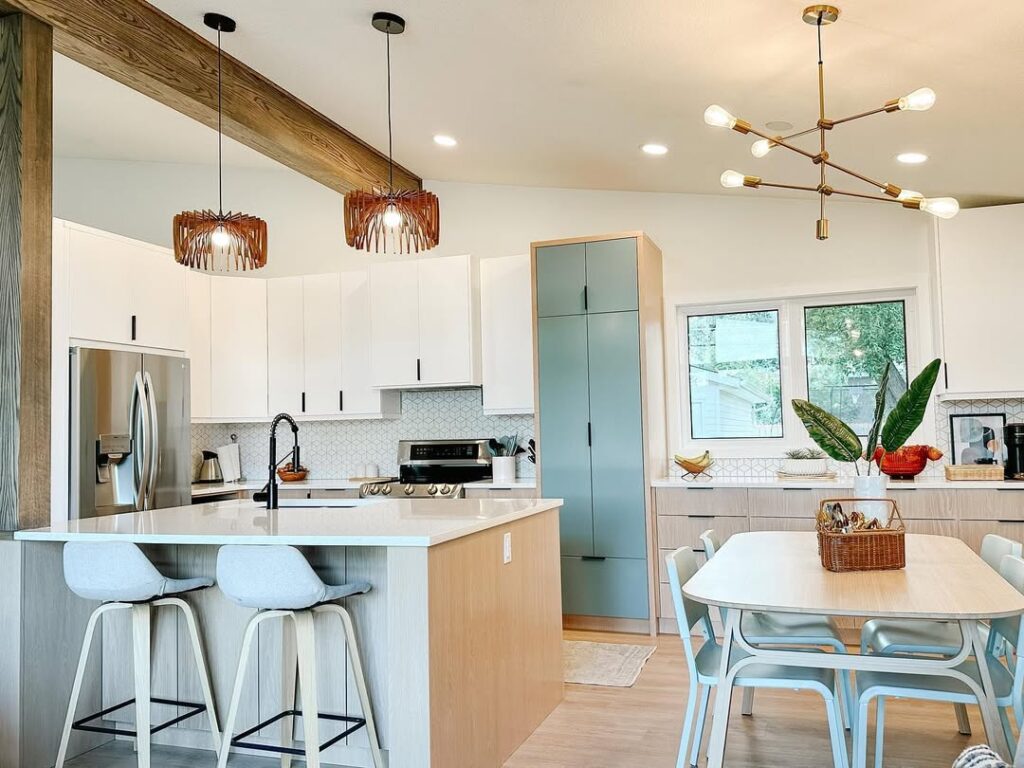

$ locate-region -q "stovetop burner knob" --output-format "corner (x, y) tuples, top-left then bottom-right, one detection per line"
(369, 485), (380, 495)
(403, 484), (415, 496)
(440, 484), (451, 496)
(381, 484), (392, 495)
(427, 484), (438, 495)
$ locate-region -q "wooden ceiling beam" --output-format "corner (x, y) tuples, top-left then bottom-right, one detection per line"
(2, 0), (421, 194)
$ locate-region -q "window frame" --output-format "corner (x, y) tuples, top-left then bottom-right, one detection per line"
(677, 289), (919, 457)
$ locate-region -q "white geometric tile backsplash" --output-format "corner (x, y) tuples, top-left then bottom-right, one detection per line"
(191, 388), (535, 481)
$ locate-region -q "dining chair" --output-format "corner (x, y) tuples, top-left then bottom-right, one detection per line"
(666, 546), (850, 768)
(853, 553), (1024, 768)
(859, 533), (1022, 736)
(700, 529), (854, 726)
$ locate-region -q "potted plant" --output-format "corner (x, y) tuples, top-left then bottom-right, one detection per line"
(489, 434), (525, 483)
(791, 358), (942, 510)
(781, 448), (828, 476)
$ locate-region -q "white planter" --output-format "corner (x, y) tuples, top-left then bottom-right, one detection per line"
(853, 474), (890, 522)
(781, 458), (828, 476)
(492, 456), (517, 484)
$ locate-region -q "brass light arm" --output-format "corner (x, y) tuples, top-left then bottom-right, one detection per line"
(829, 188), (904, 203)
(820, 157), (889, 192)
(830, 104), (891, 126)
(746, 126), (821, 162)
(781, 126), (820, 142)
(759, 181), (821, 193)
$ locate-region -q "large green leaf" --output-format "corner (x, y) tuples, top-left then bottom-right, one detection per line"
(791, 399), (863, 463)
(864, 361), (893, 464)
(880, 358), (942, 451)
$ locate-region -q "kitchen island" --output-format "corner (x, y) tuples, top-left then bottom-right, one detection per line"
(6, 497), (564, 768)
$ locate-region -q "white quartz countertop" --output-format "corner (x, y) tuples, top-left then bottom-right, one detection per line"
(652, 476), (1024, 490)
(191, 478), (537, 498)
(15, 497), (561, 547)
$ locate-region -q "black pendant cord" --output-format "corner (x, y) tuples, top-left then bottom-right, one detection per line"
(385, 26), (394, 195)
(217, 25), (224, 218)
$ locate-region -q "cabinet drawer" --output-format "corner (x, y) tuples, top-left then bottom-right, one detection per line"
(905, 519), (958, 537)
(277, 489), (310, 500)
(657, 515), (748, 552)
(748, 516), (817, 533)
(560, 556), (649, 620)
(956, 489), (1024, 521)
(748, 488), (833, 518)
(654, 487), (747, 517)
(959, 520), (1024, 553)
(887, 489), (956, 519)
(309, 489), (359, 500)
(464, 488), (537, 499)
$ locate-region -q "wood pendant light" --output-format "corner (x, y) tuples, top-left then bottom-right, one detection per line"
(344, 11), (440, 253)
(173, 12), (268, 270)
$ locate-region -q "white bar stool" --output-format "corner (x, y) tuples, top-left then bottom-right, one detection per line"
(56, 541), (221, 768)
(215, 544), (384, 768)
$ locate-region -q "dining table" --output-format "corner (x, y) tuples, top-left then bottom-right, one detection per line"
(682, 531), (1024, 767)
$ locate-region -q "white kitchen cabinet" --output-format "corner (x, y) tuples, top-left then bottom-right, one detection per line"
(479, 254), (534, 414)
(267, 277), (305, 414)
(340, 270), (400, 417)
(186, 271), (212, 419)
(303, 273), (343, 415)
(369, 254), (480, 388)
(210, 276), (268, 419)
(937, 204), (1024, 396)
(65, 221), (186, 351)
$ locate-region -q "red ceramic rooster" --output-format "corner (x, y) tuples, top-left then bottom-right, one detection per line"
(871, 445), (944, 479)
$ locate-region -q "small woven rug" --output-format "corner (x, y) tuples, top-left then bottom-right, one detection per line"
(563, 640), (656, 687)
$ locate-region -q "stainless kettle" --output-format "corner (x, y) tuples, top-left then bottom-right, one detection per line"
(197, 450), (224, 483)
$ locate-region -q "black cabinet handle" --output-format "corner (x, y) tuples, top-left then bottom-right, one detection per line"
(782, 487), (813, 491)
(583, 285), (589, 310)
(997, 488), (1024, 492)
(687, 514), (716, 519)
(131, 314), (137, 341)
(998, 519), (1024, 523)
(684, 486), (715, 491)
(416, 358), (421, 381)
(581, 555), (606, 561)
(587, 422), (592, 446)
(339, 390), (344, 411)
(301, 392), (306, 413)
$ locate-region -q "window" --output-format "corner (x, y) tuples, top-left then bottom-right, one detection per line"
(687, 310), (782, 439)
(804, 301), (908, 435)
(679, 291), (915, 449)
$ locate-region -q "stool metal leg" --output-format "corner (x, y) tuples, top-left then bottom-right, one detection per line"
(132, 603), (152, 768)
(315, 603), (385, 768)
(293, 610), (322, 768)
(280, 614), (299, 768)
(155, 597), (222, 753)
(55, 602), (130, 768)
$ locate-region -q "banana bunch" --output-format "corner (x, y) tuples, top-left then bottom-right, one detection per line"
(674, 451), (713, 475)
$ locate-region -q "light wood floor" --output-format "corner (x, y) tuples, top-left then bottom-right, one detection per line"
(65, 630), (989, 768)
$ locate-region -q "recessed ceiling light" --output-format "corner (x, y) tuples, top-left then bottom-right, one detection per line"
(641, 143), (668, 156)
(433, 134), (457, 147)
(896, 151), (928, 164)
(765, 120), (794, 132)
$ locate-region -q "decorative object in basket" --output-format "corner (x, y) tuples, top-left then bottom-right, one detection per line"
(674, 451), (714, 481)
(870, 444), (943, 480)
(816, 498), (905, 572)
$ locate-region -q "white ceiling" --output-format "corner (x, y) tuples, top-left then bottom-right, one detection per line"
(57, 1), (1024, 205)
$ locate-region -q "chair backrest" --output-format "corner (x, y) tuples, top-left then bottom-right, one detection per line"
(217, 545), (328, 610)
(981, 534), (1023, 572)
(699, 529), (721, 559)
(989, 554), (1024, 713)
(63, 541), (167, 602)
(665, 546), (715, 679)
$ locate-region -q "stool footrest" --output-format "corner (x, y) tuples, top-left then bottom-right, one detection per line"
(72, 697), (208, 737)
(231, 709), (367, 755)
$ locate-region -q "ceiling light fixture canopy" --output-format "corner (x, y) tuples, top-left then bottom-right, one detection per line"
(344, 11), (440, 253)
(173, 12), (267, 271)
(704, 5), (958, 240)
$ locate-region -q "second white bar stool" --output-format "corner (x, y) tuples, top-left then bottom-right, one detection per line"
(215, 544), (384, 768)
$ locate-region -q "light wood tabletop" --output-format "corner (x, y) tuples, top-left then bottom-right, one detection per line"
(683, 531), (1024, 620)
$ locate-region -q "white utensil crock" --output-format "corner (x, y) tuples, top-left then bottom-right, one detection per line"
(492, 456), (516, 484)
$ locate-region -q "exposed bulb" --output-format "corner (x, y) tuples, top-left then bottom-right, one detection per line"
(897, 189), (923, 202)
(211, 226), (230, 247)
(382, 206), (403, 229)
(919, 197), (959, 219)
(751, 139), (774, 158)
(898, 87), (936, 112)
(720, 170), (745, 189)
(704, 104), (737, 129)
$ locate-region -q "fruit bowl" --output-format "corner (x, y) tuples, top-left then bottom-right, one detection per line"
(674, 452), (714, 478)
(277, 464), (308, 483)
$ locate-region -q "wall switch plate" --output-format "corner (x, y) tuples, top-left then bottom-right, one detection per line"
(503, 532), (512, 564)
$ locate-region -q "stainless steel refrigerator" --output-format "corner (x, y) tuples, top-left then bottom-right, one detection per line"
(70, 347), (191, 519)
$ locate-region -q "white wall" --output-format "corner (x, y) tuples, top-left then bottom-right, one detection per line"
(55, 160), (939, 454)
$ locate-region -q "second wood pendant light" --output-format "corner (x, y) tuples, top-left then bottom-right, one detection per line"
(344, 11), (440, 254)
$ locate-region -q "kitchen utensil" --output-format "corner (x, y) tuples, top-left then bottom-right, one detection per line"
(197, 450), (224, 483)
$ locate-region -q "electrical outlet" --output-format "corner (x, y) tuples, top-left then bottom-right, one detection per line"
(503, 532), (512, 564)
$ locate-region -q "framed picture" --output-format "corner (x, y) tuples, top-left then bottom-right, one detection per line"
(949, 413), (1006, 465)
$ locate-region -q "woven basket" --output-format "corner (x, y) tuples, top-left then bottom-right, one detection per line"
(816, 498), (905, 572)
(945, 464), (1004, 481)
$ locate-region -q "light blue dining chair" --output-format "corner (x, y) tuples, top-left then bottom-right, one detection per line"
(700, 529), (854, 726)
(666, 546), (850, 768)
(853, 553), (1024, 768)
(860, 533), (1022, 736)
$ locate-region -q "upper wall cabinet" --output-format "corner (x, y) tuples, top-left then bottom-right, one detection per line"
(535, 238), (638, 317)
(937, 204), (1024, 396)
(480, 254), (534, 414)
(185, 271), (212, 419)
(267, 276), (306, 415)
(63, 220), (187, 351)
(209, 277), (268, 419)
(369, 254), (481, 389)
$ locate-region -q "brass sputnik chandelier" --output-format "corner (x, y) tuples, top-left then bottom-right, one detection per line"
(174, 12), (267, 271)
(705, 5), (959, 240)
(344, 11), (440, 253)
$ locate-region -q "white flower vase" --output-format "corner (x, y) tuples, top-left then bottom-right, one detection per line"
(492, 455), (517, 484)
(853, 474), (889, 522)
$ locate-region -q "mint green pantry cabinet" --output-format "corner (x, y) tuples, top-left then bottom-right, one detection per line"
(532, 234), (666, 629)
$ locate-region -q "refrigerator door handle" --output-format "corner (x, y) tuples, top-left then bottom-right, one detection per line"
(144, 371), (160, 510)
(130, 372), (150, 510)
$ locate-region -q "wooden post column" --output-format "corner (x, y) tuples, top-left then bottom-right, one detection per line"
(0, 11), (51, 531)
